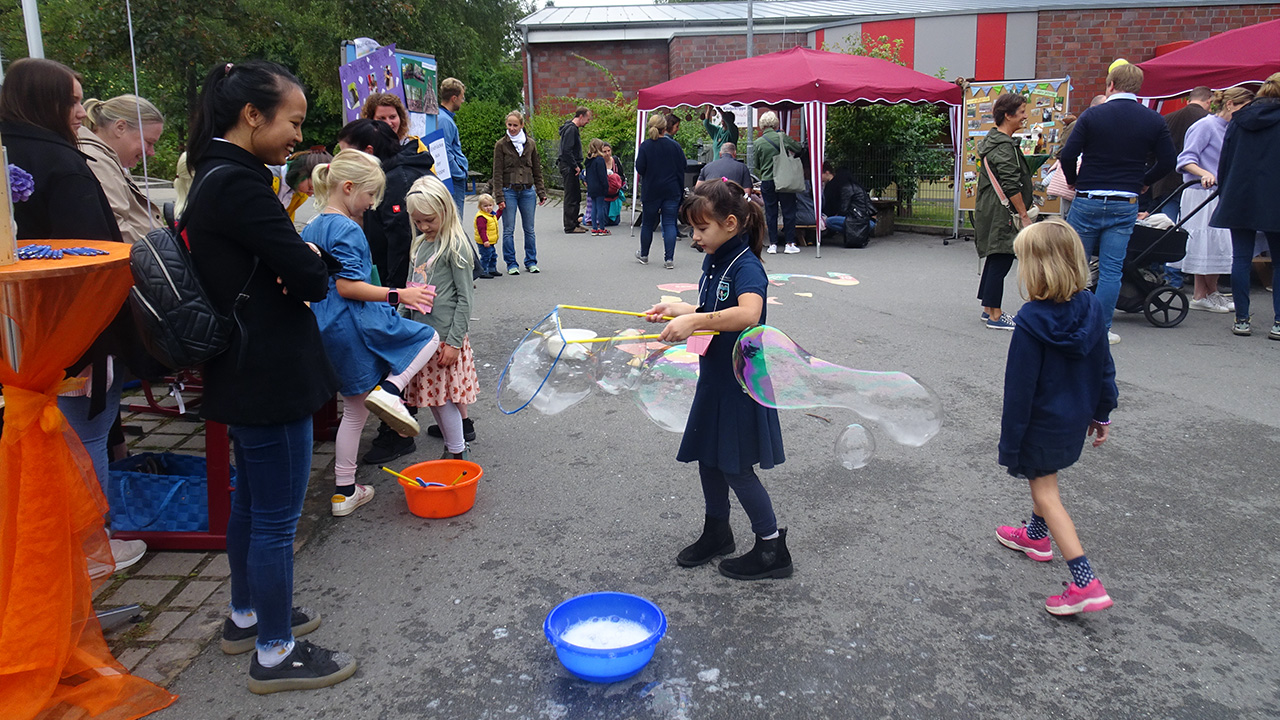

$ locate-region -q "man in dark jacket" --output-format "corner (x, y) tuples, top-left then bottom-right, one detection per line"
(1149, 85), (1211, 220)
(558, 107), (591, 233)
(1060, 62), (1176, 345)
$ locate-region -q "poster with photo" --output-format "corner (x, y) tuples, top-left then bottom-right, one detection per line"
(400, 56), (438, 116)
(338, 44), (405, 123)
(958, 78), (1071, 214)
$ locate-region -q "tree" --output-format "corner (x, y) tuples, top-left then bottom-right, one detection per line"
(823, 35), (951, 211)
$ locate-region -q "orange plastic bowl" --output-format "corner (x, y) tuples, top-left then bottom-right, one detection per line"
(397, 459), (483, 518)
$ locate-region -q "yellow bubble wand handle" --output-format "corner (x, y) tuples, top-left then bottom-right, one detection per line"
(557, 304), (674, 321)
(563, 331), (718, 345)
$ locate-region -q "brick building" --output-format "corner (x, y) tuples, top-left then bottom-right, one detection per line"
(518, 0), (1280, 114)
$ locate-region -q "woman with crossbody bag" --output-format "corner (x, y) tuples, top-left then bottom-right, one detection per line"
(975, 93), (1034, 330)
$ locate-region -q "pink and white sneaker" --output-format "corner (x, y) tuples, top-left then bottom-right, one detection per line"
(996, 523), (1052, 561)
(1045, 579), (1113, 615)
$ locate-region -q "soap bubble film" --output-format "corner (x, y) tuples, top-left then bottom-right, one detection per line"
(593, 330), (668, 396)
(497, 310), (597, 415)
(836, 424), (875, 469)
(632, 345), (700, 433)
(733, 326), (943, 447)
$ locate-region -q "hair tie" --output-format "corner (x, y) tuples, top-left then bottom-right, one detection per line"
(721, 177), (730, 183)
(224, 63), (234, 77)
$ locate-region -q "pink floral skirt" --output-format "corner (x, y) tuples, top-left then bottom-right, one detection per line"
(406, 336), (479, 407)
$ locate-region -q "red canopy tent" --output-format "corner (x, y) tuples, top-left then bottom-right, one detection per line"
(1136, 19), (1280, 99)
(634, 47), (964, 254)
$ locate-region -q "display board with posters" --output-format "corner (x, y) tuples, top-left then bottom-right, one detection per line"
(959, 78), (1071, 215)
(342, 42), (439, 137)
(339, 44), (404, 124)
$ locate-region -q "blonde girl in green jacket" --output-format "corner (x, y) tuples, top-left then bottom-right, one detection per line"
(402, 175), (479, 459)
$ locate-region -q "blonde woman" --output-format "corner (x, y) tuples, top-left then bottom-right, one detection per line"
(77, 94), (165, 241)
(1175, 87), (1254, 313)
(301, 149), (440, 517)
(492, 110), (547, 274)
(635, 114), (686, 268)
(403, 175), (479, 459)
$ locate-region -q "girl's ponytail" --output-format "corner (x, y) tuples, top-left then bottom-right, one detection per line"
(309, 163), (333, 209)
(742, 200), (767, 258)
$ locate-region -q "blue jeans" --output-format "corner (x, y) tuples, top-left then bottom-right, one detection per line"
(478, 243), (498, 275)
(699, 463), (777, 537)
(761, 180), (797, 247)
(1230, 229), (1280, 322)
(590, 196), (608, 231)
(502, 187), (538, 270)
(640, 197), (679, 262)
(450, 177), (467, 221)
(1067, 195), (1140, 330)
(825, 215), (845, 233)
(226, 416), (313, 649)
(58, 369), (124, 496)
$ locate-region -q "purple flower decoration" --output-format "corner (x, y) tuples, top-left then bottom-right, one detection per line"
(9, 164), (33, 203)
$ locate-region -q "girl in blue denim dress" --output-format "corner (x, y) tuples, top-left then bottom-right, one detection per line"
(644, 179), (790, 581)
(303, 150), (439, 518)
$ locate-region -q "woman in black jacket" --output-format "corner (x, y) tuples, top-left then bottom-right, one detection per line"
(1212, 72), (1280, 340)
(635, 114), (686, 269)
(184, 60), (356, 694)
(0, 57), (152, 571)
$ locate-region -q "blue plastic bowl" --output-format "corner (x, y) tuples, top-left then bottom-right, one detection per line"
(543, 592), (667, 683)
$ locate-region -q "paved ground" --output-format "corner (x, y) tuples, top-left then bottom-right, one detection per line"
(112, 197), (1279, 719)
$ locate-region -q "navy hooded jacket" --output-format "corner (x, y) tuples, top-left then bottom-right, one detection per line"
(1211, 97), (1280, 234)
(999, 290), (1118, 473)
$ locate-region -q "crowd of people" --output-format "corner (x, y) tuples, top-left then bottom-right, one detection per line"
(7, 45), (1276, 702)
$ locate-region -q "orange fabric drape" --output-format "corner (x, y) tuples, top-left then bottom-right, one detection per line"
(0, 241), (176, 719)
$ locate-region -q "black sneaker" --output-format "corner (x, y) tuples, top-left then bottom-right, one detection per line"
(426, 418), (476, 442)
(221, 607), (322, 655)
(248, 640), (357, 695)
(360, 433), (415, 464)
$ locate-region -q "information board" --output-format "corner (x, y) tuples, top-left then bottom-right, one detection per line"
(959, 78), (1071, 215)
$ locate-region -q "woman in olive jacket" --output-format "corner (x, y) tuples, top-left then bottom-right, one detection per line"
(974, 93), (1034, 331)
(184, 60), (355, 694)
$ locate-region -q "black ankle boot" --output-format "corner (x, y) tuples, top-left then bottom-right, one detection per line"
(677, 516), (735, 567)
(718, 528), (792, 580)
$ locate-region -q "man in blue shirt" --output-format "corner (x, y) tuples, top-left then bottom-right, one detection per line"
(438, 77), (470, 219)
(1060, 62), (1175, 345)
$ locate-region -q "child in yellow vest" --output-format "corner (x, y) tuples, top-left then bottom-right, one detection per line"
(474, 193), (501, 278)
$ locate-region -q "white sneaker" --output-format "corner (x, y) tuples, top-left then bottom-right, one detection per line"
(1189, 296), (1229, 313)
(110, 538), (147, 571)
(1209, 292), (1235, 312)
(766, 244), (778, 254)
(364, 386), (420, 437)
(331, 484), (375, 517)
(783, 243), (801, 254)
(1107, 331), (1121, 345)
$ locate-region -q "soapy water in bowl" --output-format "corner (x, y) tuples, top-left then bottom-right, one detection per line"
(560, 616), (652, 650)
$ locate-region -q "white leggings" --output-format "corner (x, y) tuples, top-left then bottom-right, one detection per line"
(429, 401), (465, 454)
(334, 336), (440, 487)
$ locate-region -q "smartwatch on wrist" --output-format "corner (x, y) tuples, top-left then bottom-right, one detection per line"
(387, 289), (399, 305)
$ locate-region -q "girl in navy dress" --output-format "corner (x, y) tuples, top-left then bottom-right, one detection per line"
(644, 179), (791, 580)
(996, 219), (1117, 615)
(303, 150), (440, 517)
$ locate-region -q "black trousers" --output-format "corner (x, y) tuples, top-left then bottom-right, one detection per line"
(978, 252), (1016, 308)
(561, 168), (581, 231)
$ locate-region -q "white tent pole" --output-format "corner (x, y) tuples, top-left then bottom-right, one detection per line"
(631, 109), (645, 235)
(951, 105), (962, 239)
(21, 0), (44, 58)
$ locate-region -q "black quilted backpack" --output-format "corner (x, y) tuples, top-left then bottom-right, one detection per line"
(128, 165), (256, 370)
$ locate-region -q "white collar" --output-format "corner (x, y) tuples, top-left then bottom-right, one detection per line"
(1106, 92), (1138, 103)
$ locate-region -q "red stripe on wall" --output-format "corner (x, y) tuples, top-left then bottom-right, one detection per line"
(815, 29), (825, 50)
(860, 18), (915, 68)
(974, 14), (1007, 81)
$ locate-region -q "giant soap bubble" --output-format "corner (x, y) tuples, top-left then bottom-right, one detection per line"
(631, 345), (699, 433)
(593, 331), (669, 396)
(733, 325), (943, 447)
(497, 309), (598, 415)
(836, 424), (876, 469)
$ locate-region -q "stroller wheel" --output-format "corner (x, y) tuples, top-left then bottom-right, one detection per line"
(1144, 286), (1189, 328)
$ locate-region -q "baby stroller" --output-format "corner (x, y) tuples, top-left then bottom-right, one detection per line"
(1101, 181), (1217, 328)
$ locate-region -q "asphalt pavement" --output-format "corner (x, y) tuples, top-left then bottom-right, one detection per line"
(161, 201), (1280, 719)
